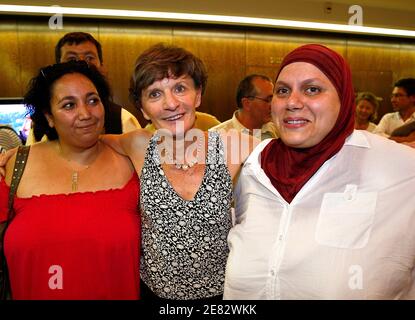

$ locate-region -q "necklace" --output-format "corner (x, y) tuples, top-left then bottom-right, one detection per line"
(162, 139), (203, 171)
(57, 142), (99, 191)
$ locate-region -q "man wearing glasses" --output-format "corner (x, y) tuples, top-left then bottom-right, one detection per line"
(210, 74), (278, 140)
(373, 78), (415, 142)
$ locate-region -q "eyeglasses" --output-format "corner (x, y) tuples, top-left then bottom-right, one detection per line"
(390, 93), (408, 99)
(246, 96), (273, 103)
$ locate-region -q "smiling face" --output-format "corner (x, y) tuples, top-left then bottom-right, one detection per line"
(272, 62), (341, 148)
(45, 73), (105, 148)
(140, 74), (202, 137)
(356, 99), (375, 123)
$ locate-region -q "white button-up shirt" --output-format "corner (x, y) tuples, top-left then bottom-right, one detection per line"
(373, 111), (415, 137)
(210, 111), (278, 141)
(224, 130), (415, 300)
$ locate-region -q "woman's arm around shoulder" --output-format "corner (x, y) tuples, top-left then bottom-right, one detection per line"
(101, 129), (152, 175)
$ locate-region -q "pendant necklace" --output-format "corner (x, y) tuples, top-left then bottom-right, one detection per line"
(58, 142), (99, 191)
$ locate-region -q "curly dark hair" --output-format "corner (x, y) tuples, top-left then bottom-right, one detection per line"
(24, 60), (111, 141)
(129, 43), (208, 109)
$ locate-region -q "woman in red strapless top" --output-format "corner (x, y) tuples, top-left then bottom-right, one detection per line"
(1, 61), (140, 300)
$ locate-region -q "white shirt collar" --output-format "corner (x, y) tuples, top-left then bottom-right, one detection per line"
(230, 111), (249, 132)
(246, 130), (370, 169)
(344, 130), (371, 148)
(231, 111), (276, 135)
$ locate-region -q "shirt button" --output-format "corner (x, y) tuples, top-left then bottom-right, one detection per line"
(270, 270), (275, 276)
(278, 235), (283, 241)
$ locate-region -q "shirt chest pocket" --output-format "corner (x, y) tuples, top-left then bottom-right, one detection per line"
(315, 185), (378, 249)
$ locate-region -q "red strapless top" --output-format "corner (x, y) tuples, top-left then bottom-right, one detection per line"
(0, 173), (140, 300)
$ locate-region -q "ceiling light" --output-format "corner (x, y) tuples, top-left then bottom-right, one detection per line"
(1, 4), (414, 38)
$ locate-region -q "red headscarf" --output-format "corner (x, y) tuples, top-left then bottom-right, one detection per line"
(260, 44), (355, 203)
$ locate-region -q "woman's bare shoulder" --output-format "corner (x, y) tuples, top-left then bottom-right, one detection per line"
(124, 129), (152, 151)
(218, 130), (259, 180)
(4, 142), (48, 184)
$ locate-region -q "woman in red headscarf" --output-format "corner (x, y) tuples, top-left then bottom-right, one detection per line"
(224, 44), (415, 300)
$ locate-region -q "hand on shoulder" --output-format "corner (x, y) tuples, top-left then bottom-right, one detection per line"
(128, 128), (152, 149)
(100, 129), (151, 157)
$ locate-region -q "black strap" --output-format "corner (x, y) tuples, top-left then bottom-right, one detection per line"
(1, 145), (30, 300)
(8, 146), (30, 220)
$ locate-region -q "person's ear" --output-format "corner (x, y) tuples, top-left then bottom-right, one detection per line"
(410, 94), (415, 106)
(98, 63), (108, 77)
(242, 97), (251, 111)
(195, 88), (202, 109)
(44, 113), (55, 128)
(140, 107), (151, 121)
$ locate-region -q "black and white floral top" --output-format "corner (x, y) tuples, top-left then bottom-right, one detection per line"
(140, 131), (233, 299)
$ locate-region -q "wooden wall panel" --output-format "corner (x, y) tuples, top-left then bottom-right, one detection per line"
(352, 70), (393, 123)
(246, 31), (346, 69)
(173, 27), (245, 121)
(245, 66), (278, 82)
(346, 39), (415, 121)
(0, 17), (414, 128)
(0, 18), (21, 97)
(397, 44), (415, 81)
(16, 19), (98, 94)
(346, 40), (399, 72)
(98, 22), (173, 123)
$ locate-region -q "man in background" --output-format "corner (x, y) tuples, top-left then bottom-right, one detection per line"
(210, 74), (278, 140)
(27, 32), (140, 144)
(373, 78), (415, 143)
